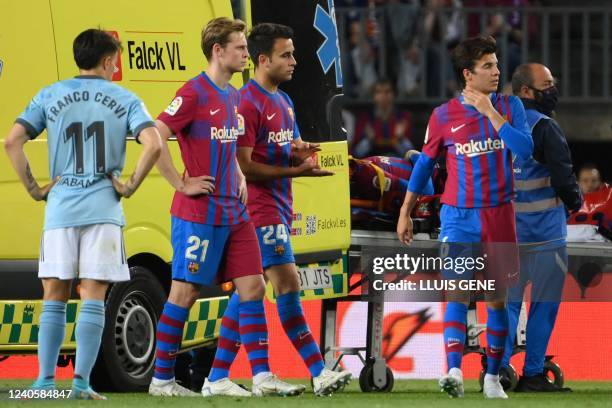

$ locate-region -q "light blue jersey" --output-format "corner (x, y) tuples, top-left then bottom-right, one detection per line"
(17, 75), (154, 230)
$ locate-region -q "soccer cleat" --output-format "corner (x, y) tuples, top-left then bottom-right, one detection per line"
(483, 376), (509, 399)
(439, 368), (464, 398)
(201, 377), (252, 397)
(71, 386), (107, 400)
(149, 379), (199, 397)
(514, 374), (572, 393)
(30, 379), (55, 391)
(252, 373), (305, 397)
(312, 368), (352, 396)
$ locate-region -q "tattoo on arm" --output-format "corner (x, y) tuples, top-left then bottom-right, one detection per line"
(25, 163), (37, 191)
(127, 174), (137, 195)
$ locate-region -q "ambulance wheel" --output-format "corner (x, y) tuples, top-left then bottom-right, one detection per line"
(91, 266), (165, 391)
(359, 363), (394, 392)
(543, 359), (564, 388)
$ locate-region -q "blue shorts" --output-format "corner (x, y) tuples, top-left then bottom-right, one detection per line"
(171, 216), (262, 285)
(255, 224), (295, 269)
(439, 203), (518, 283)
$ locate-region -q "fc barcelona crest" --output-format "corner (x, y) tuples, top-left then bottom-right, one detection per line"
(287, 107), (294, 120)
(274, 245), (285, 255)
(188, 262), (199, 273)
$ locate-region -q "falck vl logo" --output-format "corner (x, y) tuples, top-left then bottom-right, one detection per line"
(314, 0), (342, 87)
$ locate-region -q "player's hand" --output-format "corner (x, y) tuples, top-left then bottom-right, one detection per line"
(111, 176), (136, 199)
(296, 157), (334, 177)
(29, 177), (59, 201)
(180, 170), (215, 196)
(292, 142), (321, 163)
(462, 88), (495, 117)
(238, 175), (248, 204)
(397, 207), (414, 245)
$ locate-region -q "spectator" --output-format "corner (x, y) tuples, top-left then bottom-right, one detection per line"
(352, 78), (415, 157)
(419, 0), (463, 97)
(385, 0), (421, 88)
(397, 41), (421, 96)
(578, 163), (604, 194)
(464, 0), (533, 82)
(348, 20), (379, 98)
(569, 164), (612, 240)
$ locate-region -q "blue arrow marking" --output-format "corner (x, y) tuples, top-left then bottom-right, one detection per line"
(314, 0), (343, 87)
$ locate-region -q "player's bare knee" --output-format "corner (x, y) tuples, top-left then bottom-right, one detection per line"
(234, 275), (266, 301)
(485, 288), (507, 308)
(445, 286), (470, 305)
(42, 278), (71, 302)
(267, 264), (300, 295)
(278, 274), (301, 295)
(79, 279), (109, 301)
(168, 280), (199, 308)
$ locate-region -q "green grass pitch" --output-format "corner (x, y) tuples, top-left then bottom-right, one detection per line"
(1, 380), (611, 407)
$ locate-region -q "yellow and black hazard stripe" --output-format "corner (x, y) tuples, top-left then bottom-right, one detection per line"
(180, 296), (227, 349)
(0, 297), (227, 353)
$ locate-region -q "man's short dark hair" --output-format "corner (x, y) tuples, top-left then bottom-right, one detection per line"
(451, 35), (497, 88)
(247, 23), (294, 67)
(73, 29), (122, 70)
(511, 64), (535, 95)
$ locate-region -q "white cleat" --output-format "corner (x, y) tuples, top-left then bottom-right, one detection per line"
(201, 377), (252, 397)
(149, 379), (199, 397)
(439, 368), (464, 398)
(483, 375), (509, 399)
(313, 368), (352, 396)
(252, 373), (305, 397)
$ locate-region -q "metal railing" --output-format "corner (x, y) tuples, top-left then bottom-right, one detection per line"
(336, 5), (612, 103)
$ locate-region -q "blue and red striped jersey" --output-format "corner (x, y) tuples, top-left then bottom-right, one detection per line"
(369, 156), (413, 180)
(237, 80), (301, 227)
(422, 93), (530, 208)
(157, 72), (248, 225)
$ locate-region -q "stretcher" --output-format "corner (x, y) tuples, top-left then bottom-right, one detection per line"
(320, 229), (612, 392)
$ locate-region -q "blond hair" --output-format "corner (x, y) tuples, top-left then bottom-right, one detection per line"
(201, 17), (247, 61)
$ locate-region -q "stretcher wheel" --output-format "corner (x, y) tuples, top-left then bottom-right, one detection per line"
(358, 363), (394, 392)
(543, 358), (564, 387)
(477, 365), (518, 391)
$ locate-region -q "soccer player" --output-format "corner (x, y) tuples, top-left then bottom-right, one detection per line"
(350, 152), (435, 212)
(396, 36), (533, 399)
(203, 22), (351, 397)
(4, 29), (162, 399)
(500, 63), (580, 392)
(148, 18), (300, 398)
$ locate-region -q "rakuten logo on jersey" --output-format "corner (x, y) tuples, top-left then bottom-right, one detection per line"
(454, 138), (505, 157)
(211, 127), (239, 143)
(268, 129), (294, 146)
